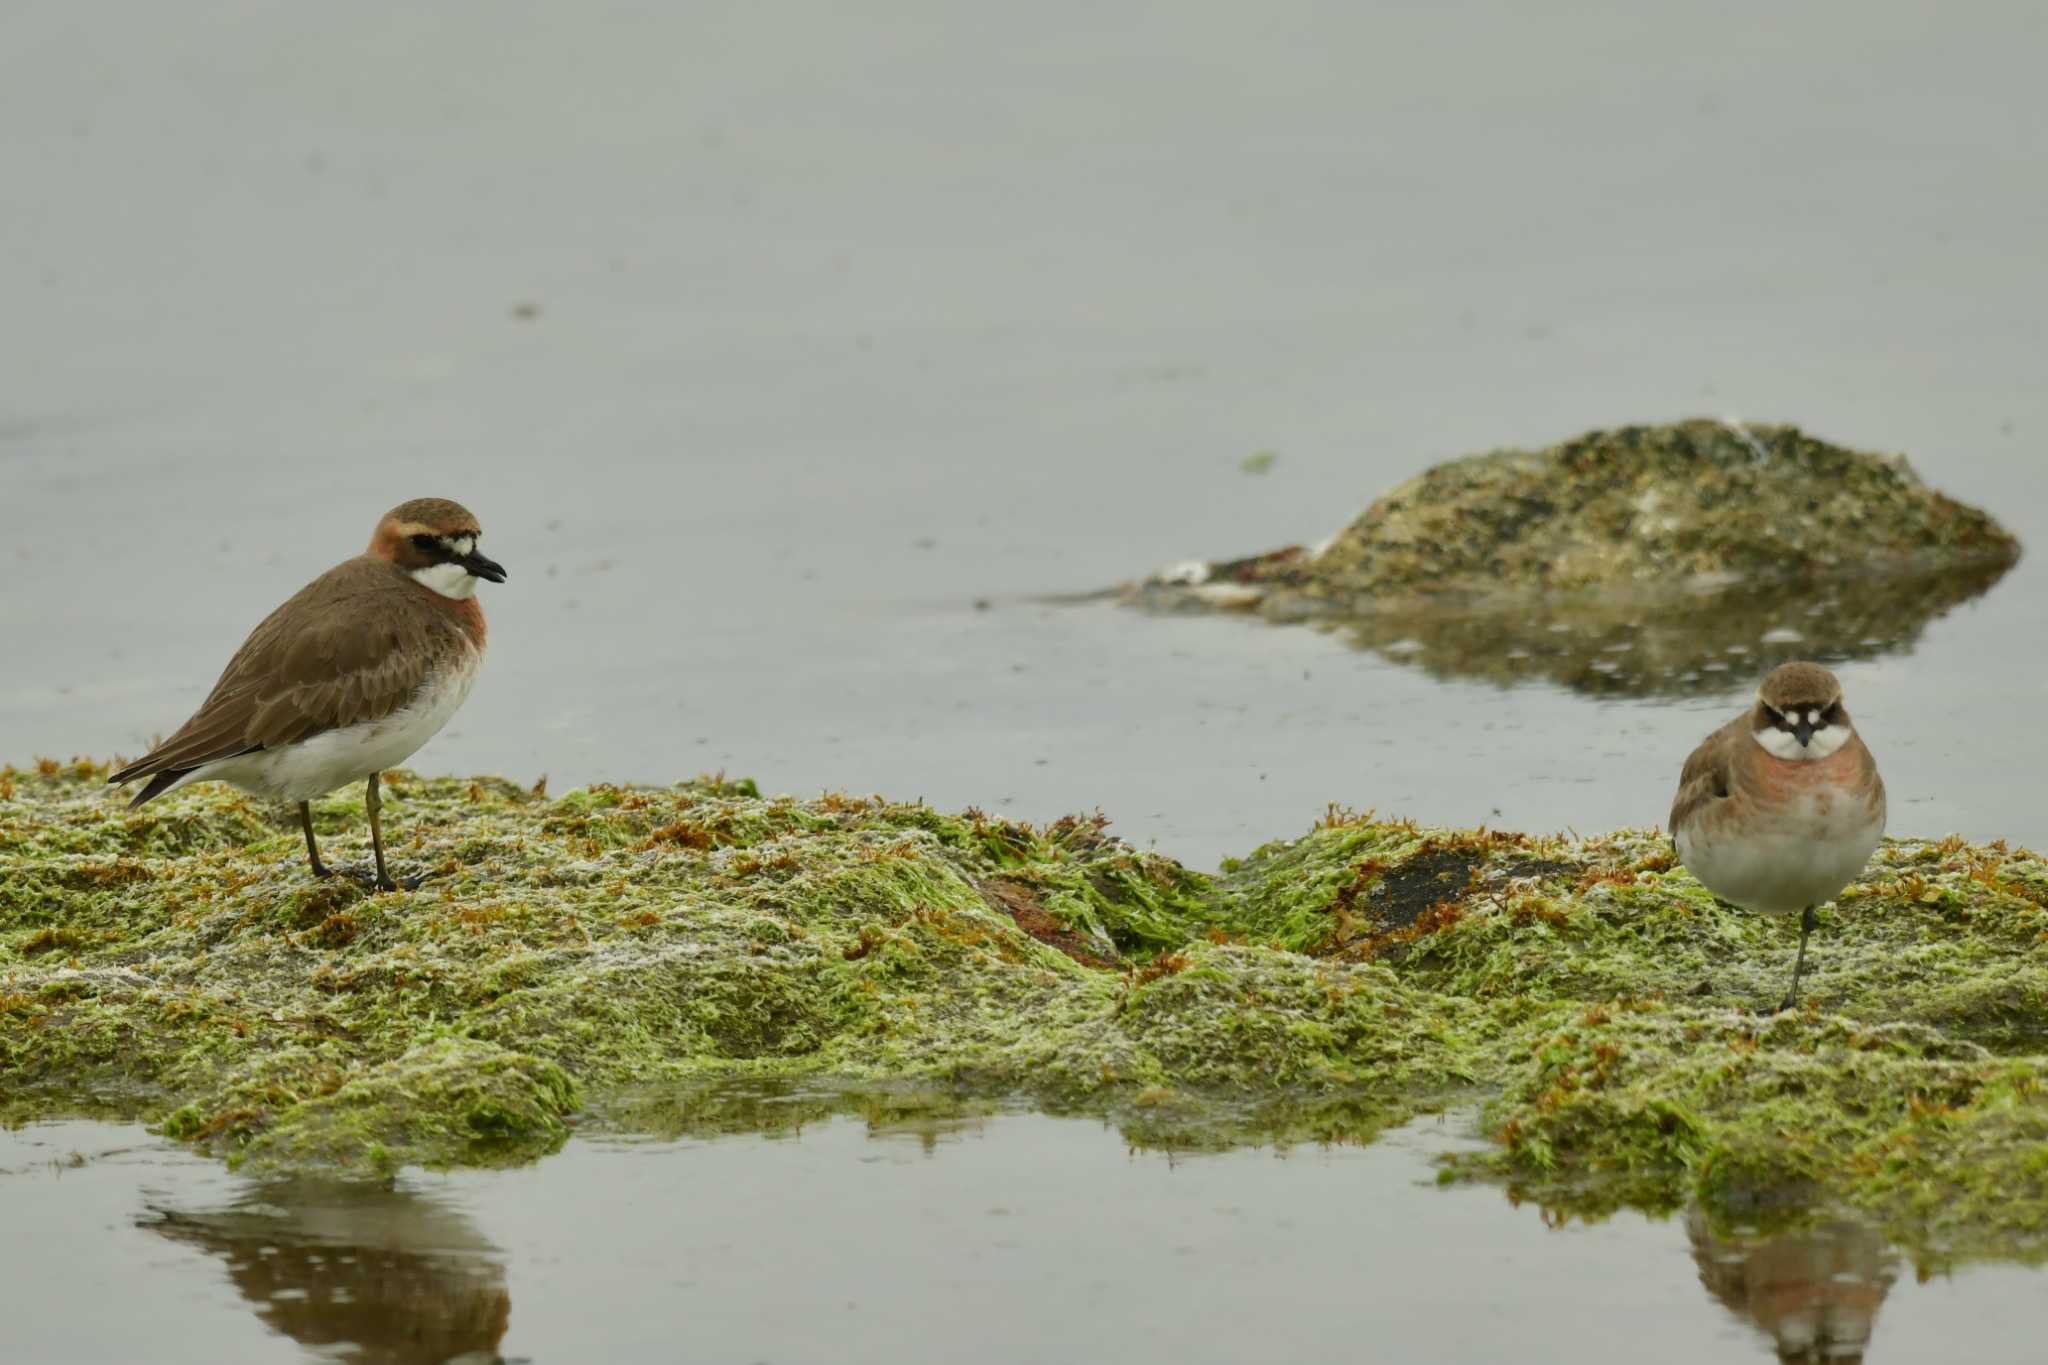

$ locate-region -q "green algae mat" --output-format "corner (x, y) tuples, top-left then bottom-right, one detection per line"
(6, 761), (2048, 1263)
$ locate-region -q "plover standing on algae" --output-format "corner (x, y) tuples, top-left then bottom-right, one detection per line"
(1669, 662), (1886, 1011)
(109, 498), (505, 891)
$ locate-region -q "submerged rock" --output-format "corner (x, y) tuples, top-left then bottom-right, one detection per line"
(5, 762), (2048, 1264)
(1122, 421), (2020, 696)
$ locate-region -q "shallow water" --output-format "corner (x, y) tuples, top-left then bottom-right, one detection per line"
(7, 1112), (2040, 1365)
(5, 0), (2048, 1358)
(5, 0), (2047, 868)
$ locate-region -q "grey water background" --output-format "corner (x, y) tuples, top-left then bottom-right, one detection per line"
(8, 0), (2048, 864)
(5, 1), (2048, 1361)
(5, 1113), (2039, 1365)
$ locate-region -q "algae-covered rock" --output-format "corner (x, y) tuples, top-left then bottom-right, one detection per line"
(5, 760), (2048, 1262)
(1123, 421), (2020, 696)
(158, 1039), (579, 1178)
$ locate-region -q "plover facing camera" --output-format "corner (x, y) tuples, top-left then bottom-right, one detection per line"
(109, 498), (506, 892)
(1669, 662), (1886, 1012)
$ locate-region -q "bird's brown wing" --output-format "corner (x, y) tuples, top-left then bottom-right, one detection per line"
(111, 558), (458, 788)
(1668, 718), (1740, 835)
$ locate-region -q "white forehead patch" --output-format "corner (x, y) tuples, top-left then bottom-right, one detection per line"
(1807, 709), (1820, 726)
(450, 535), (475, 557)
(412, 561), (479, 599)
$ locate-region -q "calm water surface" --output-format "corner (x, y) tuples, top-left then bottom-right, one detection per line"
(4, 0), (2046, 866)
(6, 1113), (2040, 1365)
(5, 1), (2047, 1360)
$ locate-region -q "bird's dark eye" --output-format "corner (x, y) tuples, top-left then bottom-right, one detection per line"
(410, 534), (439, 552)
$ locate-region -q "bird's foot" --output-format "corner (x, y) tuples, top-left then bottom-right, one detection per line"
(333, 865), (426, 893)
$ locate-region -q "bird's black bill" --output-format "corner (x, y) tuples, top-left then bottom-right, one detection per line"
(1792, 719), (1817, 747)
(463, 551), (508, 583)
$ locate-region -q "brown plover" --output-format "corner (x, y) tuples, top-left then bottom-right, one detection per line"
(1669, 661), (1886, 1011)
(109, 497), (505, 891)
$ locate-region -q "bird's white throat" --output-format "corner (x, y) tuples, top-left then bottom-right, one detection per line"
(1752, 724), (1851, 761)
(411, 562), (479, 599)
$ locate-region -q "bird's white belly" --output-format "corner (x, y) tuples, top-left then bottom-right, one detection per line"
(197, 651), (480, 803)
(1676, 791), (1883, 916)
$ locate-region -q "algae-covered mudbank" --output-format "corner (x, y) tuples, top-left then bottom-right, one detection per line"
(6, 763), (2048, 1261)
(1124, 421), (2020, 696)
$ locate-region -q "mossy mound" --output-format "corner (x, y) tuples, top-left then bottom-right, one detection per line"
(1121, 421), (2020, 697)
(5, 761), (2048, 1260)
(1482, 1010), (2048, 1255)
(1311, 420), (2015, 596)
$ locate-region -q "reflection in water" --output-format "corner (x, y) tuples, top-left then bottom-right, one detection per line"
(9, 1114), (2036, 1364)
(598, 1074), (1403, 1157)
(144, 1178), (510, 1365)
(602, 1076), (1004, 1153)
(1322, 563), (2011, 698)
(1128, 559), (2012, 699)
(1687, 1207), (1900, 1363)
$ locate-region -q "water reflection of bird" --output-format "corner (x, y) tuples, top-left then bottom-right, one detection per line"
(1687, 1207), (1899, 1363)
(143, 1178), (510, 1365)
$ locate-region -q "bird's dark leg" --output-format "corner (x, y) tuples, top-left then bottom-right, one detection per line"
(364, 772), (423, 892)
(365, 772), (397, 892)
(1778, 905), (1818, 1013)
(299, 802), (333, 879)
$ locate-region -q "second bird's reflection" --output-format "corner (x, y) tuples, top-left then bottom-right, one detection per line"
(1687, 1206), (1900, 1364)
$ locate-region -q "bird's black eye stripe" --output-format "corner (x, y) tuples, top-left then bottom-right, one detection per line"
(409, 534), (440, 552)
(1767, 701), (1840, 729)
